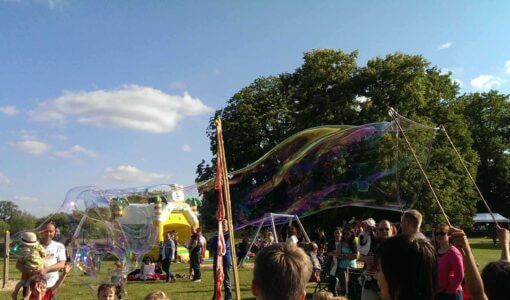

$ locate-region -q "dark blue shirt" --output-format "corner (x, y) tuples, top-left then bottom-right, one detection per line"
(210, 232), (232, 264)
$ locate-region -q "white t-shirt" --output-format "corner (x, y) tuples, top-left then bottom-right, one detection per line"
(142, 263), (155, 275)
(43, 240), (66, 288)
(286, 235), (298, 246)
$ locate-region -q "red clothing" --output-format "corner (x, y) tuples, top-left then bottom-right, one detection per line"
(29, 289), (53, 300)
(42, 289), (54, 300)
(437, 245), (464, 293)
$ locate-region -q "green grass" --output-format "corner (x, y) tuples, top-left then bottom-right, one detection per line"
(0, 236), (504, 299)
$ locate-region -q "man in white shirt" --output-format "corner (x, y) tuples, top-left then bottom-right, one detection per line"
(16, 222), (66, 298)
(38, 222), (66, 289)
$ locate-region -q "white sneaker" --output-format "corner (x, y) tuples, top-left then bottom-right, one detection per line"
(193, 279), (201, 282)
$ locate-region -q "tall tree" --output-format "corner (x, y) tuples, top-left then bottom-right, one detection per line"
(356, 53), (478, 227)
(451, 91), (510, 217)
(8, 211), (38, 234)
(0, 200), (20, 222)
(197, 49), (479, 228)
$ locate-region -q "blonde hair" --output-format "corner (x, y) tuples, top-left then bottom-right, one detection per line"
(403, 209), (423, 229)
(313, 291), (334, 300)
(253, 243), (312, 300)
(144, 291), (170, 300)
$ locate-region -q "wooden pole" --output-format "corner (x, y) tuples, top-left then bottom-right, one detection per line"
(215, 118), (242, 299)
(3, 230), (9, 288)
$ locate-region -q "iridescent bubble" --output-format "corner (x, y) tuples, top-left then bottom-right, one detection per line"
(199, 116), (437, 228)
(59, 183), (203, 280)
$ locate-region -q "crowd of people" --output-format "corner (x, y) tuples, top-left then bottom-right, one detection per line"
(299, 209), (510, 300)
(9, 208), (510, 300)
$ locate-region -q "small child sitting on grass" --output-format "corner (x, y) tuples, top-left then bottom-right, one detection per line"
(12, 232), (46, 300)
(136, 256), (165, 281)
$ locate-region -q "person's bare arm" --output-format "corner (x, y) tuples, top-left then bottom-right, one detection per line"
(16, 260), (29, 273)
(496, 225), (509, 262)
(50, 263), (72, 293)
(41, 260), (65, 275)
(450, 228), (487, 300)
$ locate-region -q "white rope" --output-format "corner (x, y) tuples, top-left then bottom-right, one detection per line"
(440, 125), (499, 225)
(388, 108), (452, 227)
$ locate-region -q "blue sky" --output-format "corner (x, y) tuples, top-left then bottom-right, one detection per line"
(1, 0), (509, 216)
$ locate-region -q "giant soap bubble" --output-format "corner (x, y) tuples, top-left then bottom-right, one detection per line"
(60, 184), (201, 280)
(198, 115), (437, 228)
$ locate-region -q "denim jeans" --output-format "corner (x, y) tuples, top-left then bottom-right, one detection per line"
(212, 259), (232, 300)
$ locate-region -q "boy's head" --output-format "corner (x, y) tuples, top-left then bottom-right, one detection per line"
(252, 243), (312, 300)
(401, 209), (423, 235)
(482, 261), (510, 300)
(97, 283), (116, 300)
(21, 231), (39, 248)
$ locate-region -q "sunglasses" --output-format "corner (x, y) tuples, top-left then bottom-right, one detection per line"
(435, 232), (447, 236)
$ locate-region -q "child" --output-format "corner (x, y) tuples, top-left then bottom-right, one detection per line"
(137, 257), (165, 281)
(24, 264), (72, 300)
(144, 291), (170, 300)
(306, 242), (322, 283)
(97, 283), (116, 300)
(12, 232), (46, 300)
(109, 261), (127, 300)
(309, 242), (322, 271)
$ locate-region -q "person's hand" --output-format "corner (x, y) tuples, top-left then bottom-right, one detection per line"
(449, 227), (469, 251)
(496, 225), (509, 246)
(38, 267), (48, 276)
(64, 263), (72, 274)
(35, 281), (44, 294)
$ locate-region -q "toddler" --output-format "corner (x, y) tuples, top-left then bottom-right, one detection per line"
(12, 232), (46, 300)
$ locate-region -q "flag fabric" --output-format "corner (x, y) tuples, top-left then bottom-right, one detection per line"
(214, 124), (227, 300)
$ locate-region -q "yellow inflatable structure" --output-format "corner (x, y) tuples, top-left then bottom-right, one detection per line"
(144, 184), (207, 261)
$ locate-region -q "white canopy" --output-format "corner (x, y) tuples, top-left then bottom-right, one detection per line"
(473, 213), (509, 223)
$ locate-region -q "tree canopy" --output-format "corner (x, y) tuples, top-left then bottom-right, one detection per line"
(196, 49), (490, 228)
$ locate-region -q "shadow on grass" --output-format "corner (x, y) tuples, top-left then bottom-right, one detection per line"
(470, 243), (500, 250)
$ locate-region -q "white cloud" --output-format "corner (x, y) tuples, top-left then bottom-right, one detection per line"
(102, 165), (172, 183)
(9, 140), (50, 155)
(437, 42), (453, 50)
(181, 144), (192, 152)
(452, 79), (463, 87)
(14, 195), (40, 203)
(18, 130), (37, 140)
(29, 85), (213, 133)
(0, 172), (11, 186)
(470, 74), (505, 91)
(505, 60), (510, 74)
(0, 106), (19, 116)
(55, 145), (97, 158)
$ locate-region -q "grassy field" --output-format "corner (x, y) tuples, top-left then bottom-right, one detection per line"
(0, 236), (503, 300)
